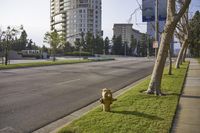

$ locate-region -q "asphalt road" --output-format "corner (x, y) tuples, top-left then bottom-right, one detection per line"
(0, 57), (154, 133)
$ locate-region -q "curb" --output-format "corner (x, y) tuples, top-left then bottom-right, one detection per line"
(32, 75), (150, 133)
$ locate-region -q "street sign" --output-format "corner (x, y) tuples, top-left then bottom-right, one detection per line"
(153, 41), (159, 48)
(142, 0), (167, 22)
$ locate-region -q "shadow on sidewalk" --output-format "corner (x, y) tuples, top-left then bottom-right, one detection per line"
(181, 95), (200, 99)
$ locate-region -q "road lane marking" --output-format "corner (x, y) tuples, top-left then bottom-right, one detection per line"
(56, 79), (81, 85)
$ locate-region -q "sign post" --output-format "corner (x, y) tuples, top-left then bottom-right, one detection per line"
(142, 0), (167, 57)
(155, 0), (159, 57)
(153, 41), (159, 48)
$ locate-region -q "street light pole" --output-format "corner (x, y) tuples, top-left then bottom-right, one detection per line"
(155, 0), (159, 57)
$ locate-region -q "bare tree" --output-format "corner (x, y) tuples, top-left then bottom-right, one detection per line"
(182, 45), (188, 62)
(175, 10), (189, 68)
(168, 45), (172, 75)
(146, 0), (191, 95)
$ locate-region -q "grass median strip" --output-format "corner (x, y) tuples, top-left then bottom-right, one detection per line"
(58, 62), (189, 133)
(0, 60), (92, 70)
(0, 58), (114, 70)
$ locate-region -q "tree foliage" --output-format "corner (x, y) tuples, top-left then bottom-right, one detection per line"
(73, 32), (105, 55)
(19, 30), (27, 50)
(85, 32), (94, 53)
(189, 11), (200, 57)
(44, 30), (65, 61)
(112, 35), (124, 55)
(94, 35), (104, 54)
(146, 0), (191, 95)
(62, 41), (74, 53)
(104, 37), (110, 54)
(139, 34), (147, 57)
(175, 9), (190, 68)
(130, 35), (137, 55)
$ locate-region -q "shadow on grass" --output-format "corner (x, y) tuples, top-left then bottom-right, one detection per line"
(112, 110), (164, 120)
(165, 92), (180, 96)
(163, 74), (183, 79)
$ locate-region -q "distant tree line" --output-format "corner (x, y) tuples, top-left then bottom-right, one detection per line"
(0, 27), (40, 53)
(112, 34), (154, 57)
(43, 30), (156, 58)
(44, 31), (110, 56)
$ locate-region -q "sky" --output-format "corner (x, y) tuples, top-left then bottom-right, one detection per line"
(0, 0), (199, 47)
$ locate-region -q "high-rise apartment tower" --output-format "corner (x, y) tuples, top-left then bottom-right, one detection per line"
(50, 0), (102, 44)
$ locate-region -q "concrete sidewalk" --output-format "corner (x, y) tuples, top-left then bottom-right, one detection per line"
(172, 59), (200, 133)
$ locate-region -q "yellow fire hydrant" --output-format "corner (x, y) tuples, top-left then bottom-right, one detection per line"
(99, 88), (117, 112)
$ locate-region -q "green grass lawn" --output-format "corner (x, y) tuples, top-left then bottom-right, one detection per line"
(0, 58), (114, 70)
(58, 62), (189, 133)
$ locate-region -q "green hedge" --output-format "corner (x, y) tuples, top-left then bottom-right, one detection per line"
(64, 51), (93, 56)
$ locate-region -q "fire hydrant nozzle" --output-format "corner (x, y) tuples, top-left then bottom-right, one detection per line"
(99, 88), (117, 112)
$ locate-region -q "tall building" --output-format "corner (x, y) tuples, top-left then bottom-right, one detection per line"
(50, 0), (102, 44)
(113, 23), (145, 46)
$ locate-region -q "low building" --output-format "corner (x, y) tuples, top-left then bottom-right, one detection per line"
(113, 23), (145, 46)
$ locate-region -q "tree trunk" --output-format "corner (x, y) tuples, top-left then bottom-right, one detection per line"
(168, 47), (172, 75)
(175, 39), (187, 68)
(182, 44), (188, 62)
(5, 43), (8, 65)
(146, 22), (175, 95)
(1, 56), (4, 64)
(53, 54), (56, 62)
(146, 0), (191, 95)
(52, 48), (56, 62)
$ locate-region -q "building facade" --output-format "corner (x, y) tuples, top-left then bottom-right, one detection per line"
(113, 23), (145, 46)
(50, 0), (102, 44)
(147, 21), (174, 55)
(147, 21), (165, 39)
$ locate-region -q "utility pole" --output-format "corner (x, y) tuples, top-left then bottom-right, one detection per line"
(155, 0), (159, 57)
